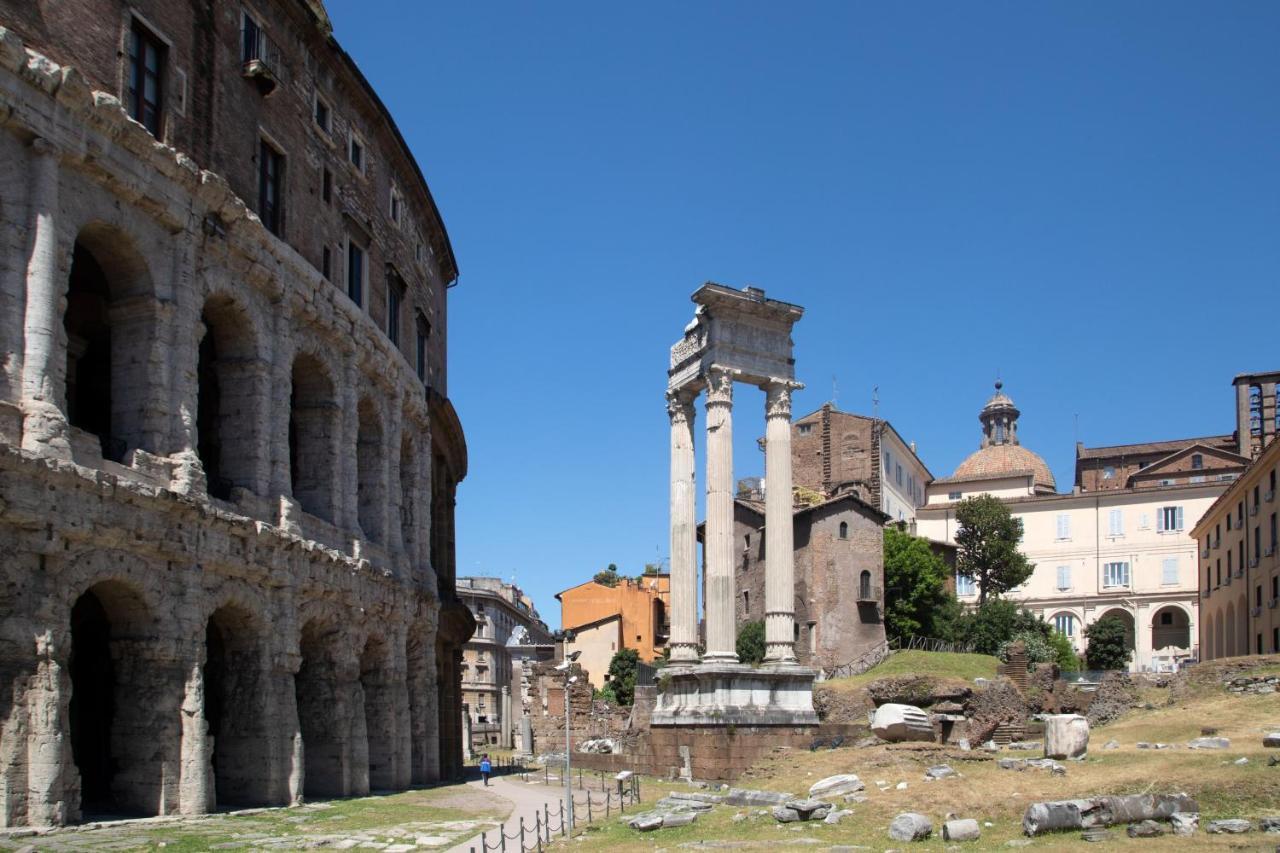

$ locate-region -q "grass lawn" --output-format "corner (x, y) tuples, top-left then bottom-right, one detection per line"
(820, 649), (1000, 692)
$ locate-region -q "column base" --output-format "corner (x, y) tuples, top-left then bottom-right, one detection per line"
(651, 661), (817, 726)
(667, 642), (700, 664)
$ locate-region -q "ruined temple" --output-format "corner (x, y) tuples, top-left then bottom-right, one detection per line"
(0, 0), (472, 827)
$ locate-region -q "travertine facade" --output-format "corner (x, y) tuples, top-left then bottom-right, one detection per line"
(0, 0), (471, 827)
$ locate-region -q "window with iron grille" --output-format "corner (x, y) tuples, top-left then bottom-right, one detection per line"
(127, 20), (165, 136)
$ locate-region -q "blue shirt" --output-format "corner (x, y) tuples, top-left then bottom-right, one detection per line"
(480, 759), (492, 772)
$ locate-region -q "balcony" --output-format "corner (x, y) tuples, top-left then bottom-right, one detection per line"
(858, 584), (882, 603)
(241, 25), (283, 95)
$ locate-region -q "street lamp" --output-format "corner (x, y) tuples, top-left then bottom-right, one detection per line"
(554, 649), (582, 833)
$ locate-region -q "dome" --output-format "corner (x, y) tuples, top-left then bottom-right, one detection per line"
(951, 443), (1057, 492)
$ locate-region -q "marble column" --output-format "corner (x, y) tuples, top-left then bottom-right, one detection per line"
(667, 390), (699, 663)
(703, 367), (737, 663)
(764, 382), (798, 663)
(20, 138), (70, 459)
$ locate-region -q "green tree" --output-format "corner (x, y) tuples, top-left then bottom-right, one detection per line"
(605, 648), (639, 705)
(736, 620), (765, 665)
(1048, 630), (1081, 672)
(593, 564), (620, 587)
(955, 598), (1051, 656)
(1084, 616), (1132, 671)
(955, 495), (1034, 604)
(883, 526), (957, 642)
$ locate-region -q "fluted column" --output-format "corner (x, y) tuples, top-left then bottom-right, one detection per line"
(703, 367), (737, 663)
(764, 382), (798, 663)
(667, 390), (699, 663)
(20, 138), (70, 458)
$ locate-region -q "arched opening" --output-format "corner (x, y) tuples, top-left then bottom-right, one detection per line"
(406, 624), (433, 784)
(1151, 605), (1190, 654)
(859, 570), (872, 600)
(63, 228), (155, 463)
(288, 354), (338, 522)
(204, 604), (271, 807)
(197, 296), (260, 501)
(399, 435), (416, 555)
(69, 581), (157, 817)
(1236, 596), (1248, 657)
(357, 398), (385, 543)
(296, 619), (346, 799)
(1214, 609), (1226, 660)
(360, 635), (396, 790)
(1223, 602), (1237, 657)
(64, 242), (114, 457)
(838, 521), (849, 539)
(1096, 608), (1136, 668)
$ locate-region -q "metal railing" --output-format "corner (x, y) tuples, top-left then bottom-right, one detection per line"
(474, 774), (641, 853)
(635, 662), (657, 687)
(820, 634), (975, 680)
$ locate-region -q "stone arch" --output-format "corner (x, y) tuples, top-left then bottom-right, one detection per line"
(68, 578), (167, 817)
(203, 600), (273, 807)
(1215, 607), (1226, 659)
(1049, 610), (1081, 645)
(295, 614), (352, 799)
(1236, 595), (1248, 657)
(356, 396), (385, 543)
(1095, 608), (1136, 668)
(197, 292), (263, 500)
(1224, 601), (1237, 657)
(289, 352), (339, 523)
(399, 431), (417, 556)
(1150, 604), (1192, 654)
(359, 633), (397, 791)
(62, 223), (156, 462)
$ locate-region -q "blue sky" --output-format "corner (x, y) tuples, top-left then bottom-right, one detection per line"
(325, 1), (1280, 626)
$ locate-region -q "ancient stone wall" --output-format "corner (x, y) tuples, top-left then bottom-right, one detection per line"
(0, 13), (470, 828)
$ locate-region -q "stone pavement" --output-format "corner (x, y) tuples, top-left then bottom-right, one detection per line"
(445, 776), (568, 853)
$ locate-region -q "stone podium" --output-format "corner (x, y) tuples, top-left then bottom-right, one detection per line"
(653, 283), (817, 728)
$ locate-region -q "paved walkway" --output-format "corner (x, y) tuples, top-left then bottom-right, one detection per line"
(446, 775), (568, 853)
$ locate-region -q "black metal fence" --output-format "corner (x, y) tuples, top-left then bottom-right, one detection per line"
(635, 662), (657, 687)
(473, 775), (642, 853)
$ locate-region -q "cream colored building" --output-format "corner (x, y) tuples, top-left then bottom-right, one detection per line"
(918, 382), (1247, 671)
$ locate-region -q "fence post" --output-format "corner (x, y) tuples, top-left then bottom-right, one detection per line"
(519, 816), (525, 851)
(535, 812), (542, 853)
(500, 825), (507, 853)
(544, 766), (549, 786)
(602, 792), (608, 819)
(544, 803), (550, 842)
(559, 800), (566, 837)
(577, 768), (582, 790)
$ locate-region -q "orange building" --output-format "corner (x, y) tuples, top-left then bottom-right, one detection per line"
(556, 573), (670, 684)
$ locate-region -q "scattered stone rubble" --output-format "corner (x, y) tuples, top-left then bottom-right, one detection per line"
(1224, 675), (1279, 695)
(1186, 736), (1230, 749)
(808, 774), (864, 799)
(888, 812), (933, 842)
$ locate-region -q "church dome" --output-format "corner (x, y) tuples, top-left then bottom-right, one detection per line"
(946, 381), (1057, 493)
(952, 443), (1057, 492)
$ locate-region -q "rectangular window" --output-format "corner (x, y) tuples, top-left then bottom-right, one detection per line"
(1056, 513), (1071, 540)
(242, 12), (261, 63)
(1157, 505), (1184, 532)
(321, 245), (331, 280)
(389, 185), (402, 224)
(1162, 558), (1178, 586)
(349, 133), (365, 171)
(1108, 509), (1123, 536)
(797, 424), (812, 435)
(1103, 561), (1130, 588)
(955, 574), (976, 597)
(1056, 565), (1071, 591)
(347, 240), (364, 306)
(1270, 512), (1277, 552)
(415, 312), (430, 380)
(314, 94), (331, 133)
(1053, 613), (1076, 637)
(884, 450), (892, 475)
(321, 167), (332, 204)
(1255, 526), (1262, 560)
(948, 491), (962, 500)
(258, 140), (283, 235)
(387, 278), (403, 345)
(896, 463), (903, 487)
(742, 590), (749, 614)
(127, 19), (166, 136)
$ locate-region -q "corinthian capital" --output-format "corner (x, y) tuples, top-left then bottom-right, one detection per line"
(765, 380), (803, 419)
(704, 366), (735, 406)
(666, 389), (695, 425)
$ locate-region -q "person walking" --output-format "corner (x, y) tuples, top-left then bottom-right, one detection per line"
(479, 754), (492, 786)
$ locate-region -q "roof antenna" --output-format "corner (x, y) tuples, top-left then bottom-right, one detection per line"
(872, 385), (879, 419)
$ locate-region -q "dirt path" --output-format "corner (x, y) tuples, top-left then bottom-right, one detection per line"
(445, 775), (568, 853)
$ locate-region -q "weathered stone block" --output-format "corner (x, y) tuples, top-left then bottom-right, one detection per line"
(808, 773), (864, 799)
(871, 703), (933, 742)
(888, 812), (933, 841)
(1043, 714), (1089, 760)
(942, 818), (980, 841)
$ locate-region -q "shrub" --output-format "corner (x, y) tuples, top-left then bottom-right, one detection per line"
(605, 648), (639, 706)
(1085, 616), (1132, 671)
(1048, 630), (1081, 672)
(736, 620), (765, 665)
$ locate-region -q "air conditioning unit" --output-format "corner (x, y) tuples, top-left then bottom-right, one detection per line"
(1251, 605), (1263, 618)
(1249, 557), (1260, 569)
(1270, 598), (1279, 609)
(1266, 546), (1276, 557)
(1250, 503), (1260, 517)
(1201, 545), (1211, 558)
(1266, 490), (1275, 503)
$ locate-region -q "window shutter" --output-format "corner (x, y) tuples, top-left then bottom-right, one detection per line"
(1176, 506), (1185, 530)
(1157, 509), (1166, 532)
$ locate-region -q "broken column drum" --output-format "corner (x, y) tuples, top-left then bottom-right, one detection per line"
(654, 283), (817, 726)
